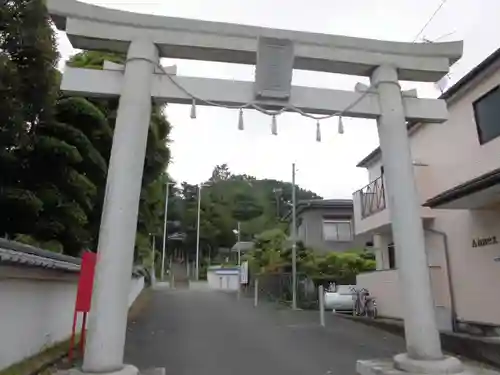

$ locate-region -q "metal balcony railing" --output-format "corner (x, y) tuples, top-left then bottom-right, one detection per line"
(358, 175), (386, 218)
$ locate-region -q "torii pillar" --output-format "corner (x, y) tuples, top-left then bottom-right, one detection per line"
(48, 1), (469, 375)
(82, 39), (158, 374)
(365, 65), (463, 373)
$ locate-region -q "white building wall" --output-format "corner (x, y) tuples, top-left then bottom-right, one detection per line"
(431, 209), (500, 325)
(366, 159), (383, 183)
(207, 270), (240, 291)
(360, 61), (500, 210)
(359, 176), (500, 326)
(128, 275), (145, 307)
(409, 60), (500, 201)
(357, 269), (402, 319)
(0, 273), (144, 370)
(207, 270), (218, 289)
(403, 59), (500, 326)
(0, 279), (78, 370)
(358, 230), (453, 331)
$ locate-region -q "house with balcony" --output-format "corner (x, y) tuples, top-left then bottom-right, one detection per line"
(287, 199), (369, 253)
(353, 47), (500, 334)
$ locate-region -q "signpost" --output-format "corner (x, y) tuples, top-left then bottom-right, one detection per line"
(69, 251), (97, 363)
(240, 260), (249, 285)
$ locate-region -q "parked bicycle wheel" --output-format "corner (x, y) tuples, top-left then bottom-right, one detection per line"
(366, 299), (377, 319)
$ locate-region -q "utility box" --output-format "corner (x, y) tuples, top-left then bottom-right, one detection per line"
(254, 37), (294, 101)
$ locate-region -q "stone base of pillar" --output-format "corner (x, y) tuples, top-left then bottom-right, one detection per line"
(141, 368), (165, 375)
(57, 365), (165, 375)
(394, 353), (463, 374)
(357, 357), (498, 375)
(57, 365), (141, 375)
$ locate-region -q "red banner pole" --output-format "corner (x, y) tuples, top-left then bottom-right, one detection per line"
(69, 310), (77, 364)
(80, 312), (87, 357)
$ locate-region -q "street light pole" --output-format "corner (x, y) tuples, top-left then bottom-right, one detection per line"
(291, 163), (297, 310)
(151, 235), (156, 285)
(234, 222), (242, 299)
(195, 184), (202, 281)
(161, 182), (173, 281)
(237, 221), (241, 266)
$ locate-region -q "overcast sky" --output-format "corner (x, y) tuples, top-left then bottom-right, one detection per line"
(56, 0), (500, 198)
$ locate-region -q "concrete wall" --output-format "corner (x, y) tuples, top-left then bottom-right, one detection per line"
(357, 267), (452, 331)
(296, 207), (367, 253)
(357, 206), (500, 327)
(358, 229), (454, 330)
(0, 270), (144, 370)
(357, 269), (402, 319)
(128, 275), (145, 306)
(366, 159), (383, 182)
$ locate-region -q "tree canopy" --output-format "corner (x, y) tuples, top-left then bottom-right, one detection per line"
(66, 51), (172, 262)
(171, 164), (322, 262)
(245, 228), (375, 285)
(0, 3), (172, 259)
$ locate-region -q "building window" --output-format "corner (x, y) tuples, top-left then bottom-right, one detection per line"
(322, 220), (352, 242)
(474, 85), (500, 145)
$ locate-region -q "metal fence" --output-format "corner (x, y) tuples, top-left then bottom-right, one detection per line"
(244, 272), (319, 309)
(359, 175), (386, 218)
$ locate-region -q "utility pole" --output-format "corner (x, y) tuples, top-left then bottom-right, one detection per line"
(291, 163), (297, 310)
(161, 182), (173, 281)
(273, 188), (282, 219)
(195, 184), (202, 281)
(151, 235), (156, 285)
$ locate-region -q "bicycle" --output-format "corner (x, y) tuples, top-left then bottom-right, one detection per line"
(351, 287), (377, 319)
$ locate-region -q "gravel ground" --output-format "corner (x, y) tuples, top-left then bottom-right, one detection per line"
(124, 289), (406, 375)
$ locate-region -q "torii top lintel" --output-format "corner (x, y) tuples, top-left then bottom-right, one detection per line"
(48, 0), (462, 82)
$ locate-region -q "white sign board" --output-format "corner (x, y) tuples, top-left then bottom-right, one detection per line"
(240, 261), (249, 284)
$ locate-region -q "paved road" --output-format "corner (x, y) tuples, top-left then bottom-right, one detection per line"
(124, 289), (405, 375)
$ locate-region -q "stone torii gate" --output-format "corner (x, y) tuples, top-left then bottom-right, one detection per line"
(48, 1), (465, 375)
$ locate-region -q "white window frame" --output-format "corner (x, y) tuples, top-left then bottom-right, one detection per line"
(322, 219), (352, 242)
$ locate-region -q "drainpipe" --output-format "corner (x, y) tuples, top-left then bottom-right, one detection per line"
(425, 228), (458, 332)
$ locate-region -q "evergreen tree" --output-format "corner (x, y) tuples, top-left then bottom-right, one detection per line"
(30, 97), (112, 254)
(0, 0), (59, 239)
(67, 51), (172, 262)
(0, 5), (172, 258)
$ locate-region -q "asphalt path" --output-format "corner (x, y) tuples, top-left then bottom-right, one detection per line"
(124, 288), (405, 375)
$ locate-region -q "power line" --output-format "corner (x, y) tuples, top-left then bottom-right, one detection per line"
(412, 0), (450, 42)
